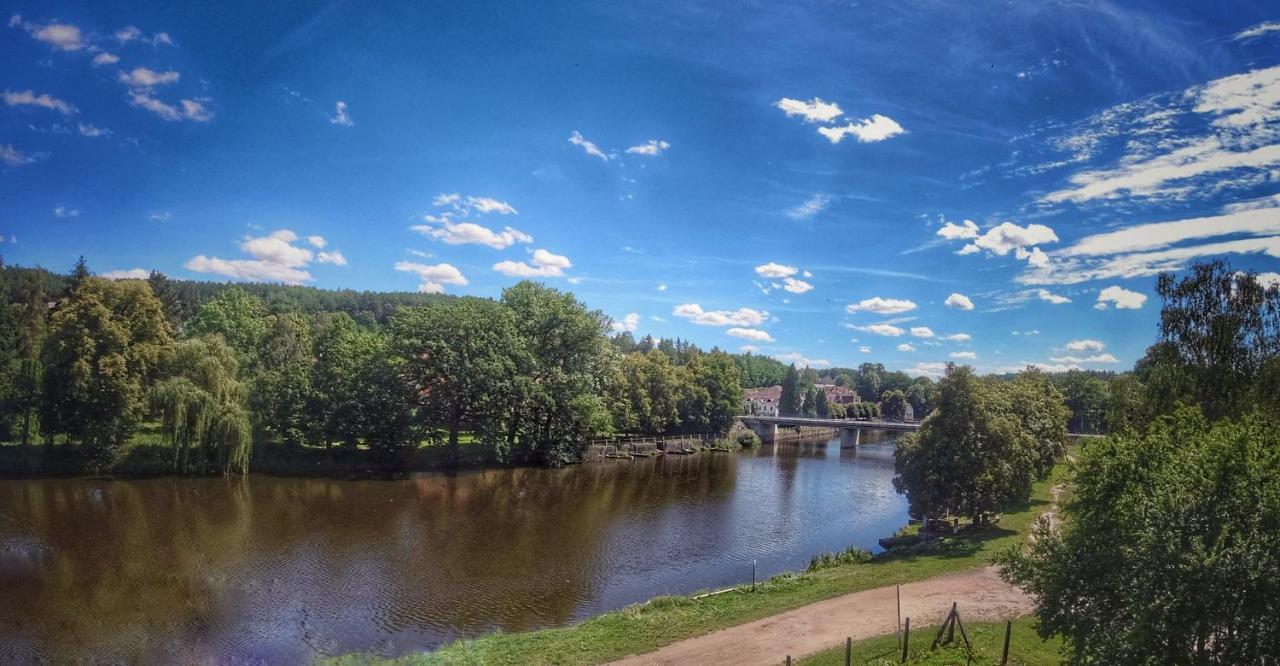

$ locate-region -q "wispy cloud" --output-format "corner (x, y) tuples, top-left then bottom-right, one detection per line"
(817, 114), (906, 144)
(3, 90), (76, 116)
(787, 193), (831, 219)
(329, 101), (353, 126)
(569, 130), (610, 160)
(673, 304), (768, 327)
(625, 139), (670, 156)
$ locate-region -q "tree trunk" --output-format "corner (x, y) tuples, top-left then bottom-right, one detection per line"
(20, 408), (32, 448)
(447, 407), (461, 469)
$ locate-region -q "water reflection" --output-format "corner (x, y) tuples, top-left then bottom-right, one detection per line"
(0, 433), (908, 662)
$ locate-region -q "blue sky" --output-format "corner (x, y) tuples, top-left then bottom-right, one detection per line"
(2, 1), (1279, 376)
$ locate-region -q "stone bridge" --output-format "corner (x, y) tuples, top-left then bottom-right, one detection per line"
(738, 416), (920, 448)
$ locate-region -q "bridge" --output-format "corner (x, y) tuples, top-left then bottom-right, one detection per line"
(738, 416), (919, 448)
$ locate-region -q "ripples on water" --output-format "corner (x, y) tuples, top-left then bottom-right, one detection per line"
(0, 433), (908, 662)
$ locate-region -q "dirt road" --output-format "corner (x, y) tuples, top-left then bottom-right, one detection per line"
(608, 566), (1032, 665)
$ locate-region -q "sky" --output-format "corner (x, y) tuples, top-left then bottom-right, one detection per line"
(1, 1), (1279, 377)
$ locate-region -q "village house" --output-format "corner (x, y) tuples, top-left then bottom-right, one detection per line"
(742, 385), (782, 416)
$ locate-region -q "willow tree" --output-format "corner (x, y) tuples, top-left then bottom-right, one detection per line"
(150, 336), (252, 474)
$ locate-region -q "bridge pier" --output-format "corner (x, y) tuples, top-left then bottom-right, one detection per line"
(746, 421), (777, 444)
(839, 428), (861, 449)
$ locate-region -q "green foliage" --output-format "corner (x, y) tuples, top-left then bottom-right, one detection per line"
(732, 351), (788, 388)
(392, 297), (523, 465)
(814, 386), (829, 417)
(894, 365), (1050, 523)
(1056, 371), (1108, 434)
(806, 546), (872, 571)
(186, 287), (268, 368)
(150, 336), (253, 474)
(1104, 373), (1147, 434)
(251, 311), (313, 448)
(999, 408), (1280, 664)
(991, 368), (1070, 476)
(879, 389), (907, 421)
(905, 377), (936, 419)
(40, 277), (174, 459)
(780, 364), (802, 416)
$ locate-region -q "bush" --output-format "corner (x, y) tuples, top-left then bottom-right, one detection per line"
(807, 546), (873, 571)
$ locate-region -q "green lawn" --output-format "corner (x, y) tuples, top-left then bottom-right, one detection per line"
(327, 453), (1073, 665)
(798, 616), (1063, 666)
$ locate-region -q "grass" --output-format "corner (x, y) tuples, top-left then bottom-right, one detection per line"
(798, 616), (1063, 665)
(326, 453), (1073, 665)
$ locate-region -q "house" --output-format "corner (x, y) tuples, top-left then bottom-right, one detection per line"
(742, 385), (782, 416)
(816, 384), (861, 405)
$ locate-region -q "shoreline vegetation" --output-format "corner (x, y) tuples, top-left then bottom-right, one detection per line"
(325, 451), (1072, 665)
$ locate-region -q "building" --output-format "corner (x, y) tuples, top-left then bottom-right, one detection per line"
(742, 385), (782, 416)
(816, 384), (861, 405)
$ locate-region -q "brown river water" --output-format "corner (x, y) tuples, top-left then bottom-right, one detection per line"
(0, 434), (908, 663)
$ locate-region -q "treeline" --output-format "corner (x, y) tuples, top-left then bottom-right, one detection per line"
(0, 260), (743, 474)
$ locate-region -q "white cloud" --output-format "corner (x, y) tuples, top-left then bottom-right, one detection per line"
(944, 293), (974, 310)
(53, 205), (80, 218)
(569, 130), (610, 160)
(782, 277), (813, 293)
(1023, 207), (1280, 285)
(186, 229), (345, 284)
(28, 21), (85, 51)
(114, 25), (142, 43)
(129, 93), (212, 122)
(1051, 353), (1120, 364)
(394, 261), (468, 293)
(727, 327), (775, 342)
(493, 248), (572, 278)
(0, 144), (42, 166)
(1065, 339), (1106, 352)
(101, 268), (150, 280)
(1254, 272), (1280, 289)
(774, 97), (843, 124)
(854, 323), (905, 337)
(1095, 285), (1147, 310)
(118, 67), (180, 90)
(963, 221), (1059, 256)
(466, 196), (518, 215)
(3, 90), (76, 115)
(316, 251), (347, 266)
(91, 52), (119, 67)
(673, 304), (768, 327)
(755, 262), (797, 278)
(942, 333), (972, 342)
(818, 114), (906, 144)
(858, 346), (872, 353)
(625, 139), (670, 156)
(846, 297), (918, 315)
(897, 343), (916, 352)
(906, 362), (947, 377)
(329, 101), (353, 126)
(774, 351), (829, 367)
(656, 283), (668, 292)
(412, 221), (532, 249)
(78, 123), (109, 137)
(787, 193), (831, 219)
(148, 211), (171, 222)
(950, 351), (977, 360)
(936, 219), (979, 240)
(909, 326), (934, 338)
(1233, 22), (1280, 41)
(611, 312), (640, 334)
(306, 235), (326, 248)
(1036, 289), (1072, 304)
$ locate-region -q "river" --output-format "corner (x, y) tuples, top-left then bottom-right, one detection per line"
(0, 433), (909, 662)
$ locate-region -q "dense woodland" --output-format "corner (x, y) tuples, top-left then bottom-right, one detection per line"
(0, 258), (750, 473)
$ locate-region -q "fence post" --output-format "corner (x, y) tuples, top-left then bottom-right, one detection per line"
(901, 617), (910, 663)
(1001, 620), (1012, 665)
(752, 559), (757, 592)
(845, 636), (852, 666)
(896, 584), (902, 648)
(785, 656), (791, 666)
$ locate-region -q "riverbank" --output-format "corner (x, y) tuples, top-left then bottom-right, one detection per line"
(798, 616), (1063, 665)
(327, 451), (1072, 665)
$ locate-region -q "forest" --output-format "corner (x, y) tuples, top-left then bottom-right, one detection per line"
(0, 259), (748, 474)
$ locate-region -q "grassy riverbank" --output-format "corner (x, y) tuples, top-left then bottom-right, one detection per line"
(328, 452), (1073, 665)
(798, 616), (1062, 665)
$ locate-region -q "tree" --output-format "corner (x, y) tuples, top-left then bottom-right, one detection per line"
(880, 389), (908, 421)
(855, 363), (883, 403)
(1105, 373), (1147, 434)
(802, 386), (818, 417)
(252, 312), (314, 449)
(780, 364), (801, 416)
(186, 287), (268, 370)
(1059, 372), (1108, 433)
(696, 350), (743, 434)
(619, 350), (681, 434)
(40, 277), (174, 460)
(150, 336), (253, 473)
(392, 298), (522, 466)
(501, 281), (613, 462)
(993, 368), (1070, 476)
(905, 378), (937, 418)
(893, 365), (1039, 523)
(998, 408), (1280, 664)
(1147, 261), (1280, 420)
(814, 385), (829, 417)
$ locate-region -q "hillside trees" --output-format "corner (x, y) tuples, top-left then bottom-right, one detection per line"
(150, 336), (253, 473)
